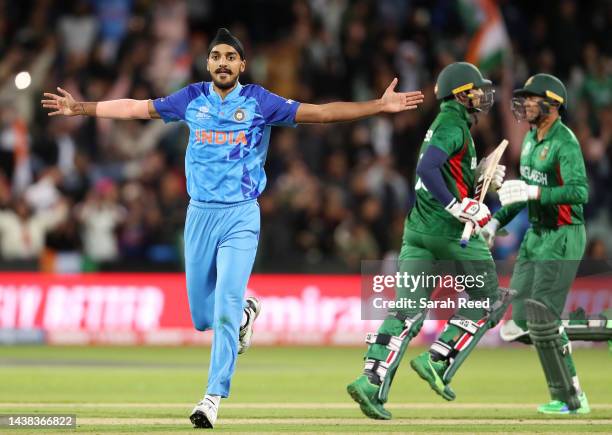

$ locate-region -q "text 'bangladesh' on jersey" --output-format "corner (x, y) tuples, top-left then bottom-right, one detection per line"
(495, 119), (588, 229)
(407, 100), (478, 237)
(153, 82), (300, 203)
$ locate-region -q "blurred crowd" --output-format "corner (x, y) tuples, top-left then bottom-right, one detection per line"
(0, 0), (611, 273)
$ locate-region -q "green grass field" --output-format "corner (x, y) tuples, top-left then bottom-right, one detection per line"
(0, 345), (610, 433)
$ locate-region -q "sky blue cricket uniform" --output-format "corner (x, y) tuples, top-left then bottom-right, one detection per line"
(153, 81), (300, 397)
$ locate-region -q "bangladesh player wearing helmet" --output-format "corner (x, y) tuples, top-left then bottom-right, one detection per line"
(482, 74), (591, 414)
(347, 62), (513, 420)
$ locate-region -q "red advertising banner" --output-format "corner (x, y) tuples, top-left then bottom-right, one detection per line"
(0, 273), (609, 345)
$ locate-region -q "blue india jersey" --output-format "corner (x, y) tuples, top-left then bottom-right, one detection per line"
(153, 82), (300, 203)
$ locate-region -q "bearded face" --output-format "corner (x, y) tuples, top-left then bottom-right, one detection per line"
(207, 44), (245, 90)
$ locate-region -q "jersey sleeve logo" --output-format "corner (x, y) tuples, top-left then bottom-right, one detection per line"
(424, 129), (433, 142)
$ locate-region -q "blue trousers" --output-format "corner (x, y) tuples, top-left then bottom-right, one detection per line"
(184, 199), (259, 397)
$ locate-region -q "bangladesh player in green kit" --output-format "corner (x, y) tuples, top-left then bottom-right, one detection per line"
(482, 74), (591, 414)
(347, 62), (514, 420)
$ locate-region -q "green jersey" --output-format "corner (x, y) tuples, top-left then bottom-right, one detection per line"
(495, 118), (588, 229)
(407, 100), (477, 237)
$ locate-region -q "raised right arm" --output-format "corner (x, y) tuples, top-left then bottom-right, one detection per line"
(41, 87), (161, 119)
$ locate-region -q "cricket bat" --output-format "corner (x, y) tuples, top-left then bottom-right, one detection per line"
(460, 139), (509, 248)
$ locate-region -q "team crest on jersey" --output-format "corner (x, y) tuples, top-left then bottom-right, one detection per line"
(234, 108), (246, 122)
(539, 145), (549, 160)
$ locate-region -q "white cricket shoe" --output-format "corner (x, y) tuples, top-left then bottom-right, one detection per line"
(500, 319), (530, 342)
(189, 397), (218, 428)
(238, 296), (261, 354)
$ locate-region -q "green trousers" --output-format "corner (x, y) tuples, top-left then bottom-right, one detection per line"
(366, 227), (499, 367)
(395, 228), (499, 316)
(511, 225), (586, 328)
(510, 224), (586, 382)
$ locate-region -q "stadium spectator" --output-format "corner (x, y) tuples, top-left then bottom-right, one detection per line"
(0, 196), (67, 260)
(77, 178), (125, 263)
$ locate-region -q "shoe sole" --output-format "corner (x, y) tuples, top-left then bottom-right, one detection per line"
(410, 359), (454, 401)
(537, 408), (590, 415)
(190, 410), (213, 428)
(537, 409), (570, 415)
(238, 298), (261, 355)
(346, 384), (391, 420)
(538, 395), (590, 415)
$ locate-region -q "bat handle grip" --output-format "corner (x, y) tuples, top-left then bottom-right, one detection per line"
(460, 222), (474, 248)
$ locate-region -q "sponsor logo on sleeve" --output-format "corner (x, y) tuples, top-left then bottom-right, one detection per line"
(424, 129), (433, 142)
(196, 106), (211, 120)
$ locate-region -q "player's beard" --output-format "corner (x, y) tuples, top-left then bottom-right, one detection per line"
(212, 73), (238, 90)
(526, 109), (544, 126)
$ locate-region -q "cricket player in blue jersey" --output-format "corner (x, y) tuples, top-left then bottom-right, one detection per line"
(41, 28), (424, 428)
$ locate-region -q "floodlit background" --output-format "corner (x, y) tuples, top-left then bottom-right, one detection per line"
(0, 0), (610, 274)
(0, 0), (610, 342)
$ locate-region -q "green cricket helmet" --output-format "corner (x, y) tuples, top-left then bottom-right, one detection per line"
(511, 74), (567, 121)
(435, 62), (494, 113)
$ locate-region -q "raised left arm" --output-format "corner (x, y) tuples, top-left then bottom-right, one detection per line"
(294, 78), (423, 123)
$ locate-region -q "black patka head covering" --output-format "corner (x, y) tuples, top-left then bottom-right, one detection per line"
(208, 28), (245, 59)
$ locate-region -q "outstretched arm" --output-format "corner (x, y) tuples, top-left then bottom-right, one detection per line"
(41, 87), (161, 119)
(294, 78), (423, 123)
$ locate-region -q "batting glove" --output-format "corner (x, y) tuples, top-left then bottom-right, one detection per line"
(481, 218), (500, 248)
(476, 158), (506, 192)
(498, 180), (540, 206)
(446, 197), (492, 233)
